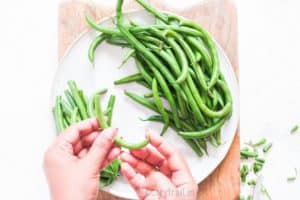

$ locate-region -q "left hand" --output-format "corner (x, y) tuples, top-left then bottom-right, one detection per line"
(44, 118), (120, 200)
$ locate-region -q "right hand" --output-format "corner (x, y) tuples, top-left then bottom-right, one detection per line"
(120, 132), (198, 200)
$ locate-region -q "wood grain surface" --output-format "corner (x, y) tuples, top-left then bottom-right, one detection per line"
(58, 0), (240, 199)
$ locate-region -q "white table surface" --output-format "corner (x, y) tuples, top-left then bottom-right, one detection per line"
(0, 0), (299, 199)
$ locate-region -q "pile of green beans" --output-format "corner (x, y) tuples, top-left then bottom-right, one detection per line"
(52, 80), (149, 186)
(86, 0), (233, 157)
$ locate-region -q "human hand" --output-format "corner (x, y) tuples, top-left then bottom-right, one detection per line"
(120, 132), (198, 200)
(44, 118), (120, 200)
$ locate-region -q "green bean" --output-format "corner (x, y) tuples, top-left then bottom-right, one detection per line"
(180, 20), (219, 88)
(106, 38), (131, 48)
(79, 90), (88, 110)
(54, 96), (65, 132)
(64, 90), (76, 108)
(94, 94), (108, 128)
(118, 49), (135, 68)
(116, 1), (181, 93)
(143, 58), (180, 128)
(144, 91), (163, 98)
(240, 150), (258, 158)
(131, 24), (203, 37)
(290, 125), (299, 134)
(197, 139), (208, 155)
(191, 79), (232, 118)
(136, 80), (151, 90)
(124, 90), (157, 111)
(67, 81), (89, 119)
(253, 138), (267, 147)
(86, 15), (121, 36)
(255, 158), (265, 164)
(114, 135), (150, 149)
(164, 30), (207, 89)
(106, 95), (116, 126)
(263, 143), (272, 153)
(176, 91), (188, 119)
(152, 78), (170, 134)
(88, 34), (106, 64)
(71, 107), (79, 124)
(179, 118), (225, 139)
(186, 36), (212, 69)
(143, 42), (180, 77)
(60, 99), (72, 117)
(87, 96), (95, 117)
(214, 130), (222, 145)
(135, 59), (153, 85)
(135, 0), (169, 23)
(114, 73), (143, 85)
(95, 88), (108, 95)
(146, 28), (206, 124)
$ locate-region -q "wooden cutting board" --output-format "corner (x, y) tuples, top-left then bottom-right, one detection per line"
(59, 0), (240, 199)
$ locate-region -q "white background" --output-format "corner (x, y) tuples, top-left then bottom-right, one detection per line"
(0, 0), (299, 199)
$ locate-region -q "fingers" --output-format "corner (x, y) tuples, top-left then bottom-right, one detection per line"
(77, 148), (88, 158)
(57, 118), (99, 145)
(85, 128), (118, 171)
(148, 132), (189, 172)
(101, 147), (121, 169)
(73, 131), (99, 154)
(148, 132), (195, 188)
(120, 152), (153, 175)
(130, 147), (171, 176)
(121, 162), (149, 199)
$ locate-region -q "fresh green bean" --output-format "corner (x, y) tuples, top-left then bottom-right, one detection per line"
(60, 99), (73, 117)
(71, 107), (79, 124)
(124, 90), (157, 111)
(54, 96), (65, 132)
(240, 150), (258, 158)
(106, 95), (116, 126)
(64, 90), (76, 108)
(263, 143), (272, 153)
(253, 138), (267, 147)
(88, 34), (106, 63)
(135, 59), (153, 85)
(94, 94), (108, 128)
(118, 49), (135, 68)
(67, 81), (89, 119)
(114, 73), (143, 85)
(152, 79), (170, 134)
(87, 96), (95, 117)
(116, 1), (181, 94)
(143, 58), (180, 128)
(180, 20), (220, 88)
(86, 15), (121, 36)
(186, 36), (212, 69)
(179, 118), (225, 139)
(290, 125), (299, 134)
(114, 135), (150, 149)
(135, 0), (169, 23)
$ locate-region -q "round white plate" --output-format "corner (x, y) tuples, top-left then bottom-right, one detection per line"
(52, 10), (239, 200)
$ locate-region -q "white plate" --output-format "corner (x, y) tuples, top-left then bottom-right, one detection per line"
(51, 10), (239, 200)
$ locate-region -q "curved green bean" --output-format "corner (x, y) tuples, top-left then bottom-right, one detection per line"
(179, 118), (226, 139)
(88, 34), (106, 63)
(114, 135), (150, 149)
(180, 20), (220, 88)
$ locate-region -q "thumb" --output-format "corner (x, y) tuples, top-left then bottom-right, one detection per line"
(85, 128), (118, 172)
